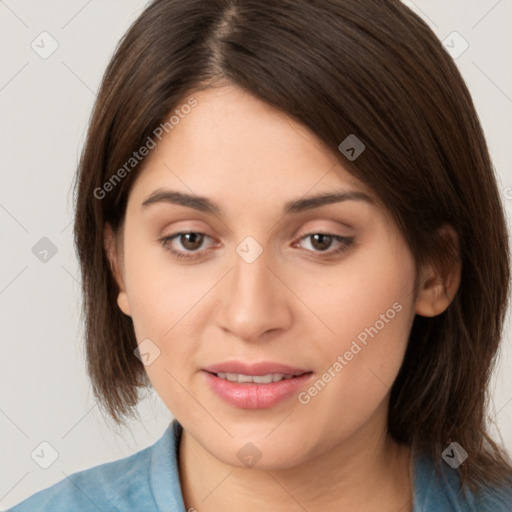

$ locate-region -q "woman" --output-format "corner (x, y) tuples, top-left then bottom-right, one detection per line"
(9, 0), (512, 510)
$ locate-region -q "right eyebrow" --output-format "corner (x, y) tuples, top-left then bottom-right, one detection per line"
(141, 189), (223, 216)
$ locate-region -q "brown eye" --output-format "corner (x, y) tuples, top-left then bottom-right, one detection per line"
(159, 231), (214, 261)
(309, 233), (334, 251)
(297, 233), (355, 258)
(178, 232), (204, 251)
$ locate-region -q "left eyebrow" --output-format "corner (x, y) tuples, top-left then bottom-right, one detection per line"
(283, 191), (374, 215)
(140, 189), (374, 217)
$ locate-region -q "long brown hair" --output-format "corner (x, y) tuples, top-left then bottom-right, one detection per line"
(73, 0), (512, 493)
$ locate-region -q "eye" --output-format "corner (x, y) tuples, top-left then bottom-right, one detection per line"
(159, 232), (214, 260)
(159, 231), (355, 262)
(295, 233), (355, 258)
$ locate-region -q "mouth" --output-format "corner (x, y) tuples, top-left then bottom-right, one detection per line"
(202, 361), (313, 409)
(213, 372), (300, 384)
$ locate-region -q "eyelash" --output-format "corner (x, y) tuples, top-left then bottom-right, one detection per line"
(158, 232), (355, 261)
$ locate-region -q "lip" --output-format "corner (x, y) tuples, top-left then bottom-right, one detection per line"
(202, 360), (313, 409)
(203, 361), (310, 376)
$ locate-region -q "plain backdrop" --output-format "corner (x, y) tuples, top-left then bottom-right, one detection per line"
(1, 0), (511, 508)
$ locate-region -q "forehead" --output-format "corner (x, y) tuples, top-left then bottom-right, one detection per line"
(127, 85), (380, 215)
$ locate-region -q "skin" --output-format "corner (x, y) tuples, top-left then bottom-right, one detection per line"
(105, 84), (461, 511)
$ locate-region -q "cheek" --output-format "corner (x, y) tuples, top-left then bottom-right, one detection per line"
(295, 292), (413, 447)
(122, 229), (206, 339)
(296, 237), (415, 407)
(121, 230), (218, 410)
(300, 235), (415, 349)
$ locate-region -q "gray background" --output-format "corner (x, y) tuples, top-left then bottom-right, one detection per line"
(1, 0), (511, 508)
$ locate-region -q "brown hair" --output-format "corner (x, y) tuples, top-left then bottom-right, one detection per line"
(73, 0), (512, 494)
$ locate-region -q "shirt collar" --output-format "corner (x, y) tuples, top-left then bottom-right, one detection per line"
(150, 419), (187, 512)
(151, 419), (473, 512)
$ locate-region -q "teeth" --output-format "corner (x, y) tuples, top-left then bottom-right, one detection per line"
(216, 372), (294, 383)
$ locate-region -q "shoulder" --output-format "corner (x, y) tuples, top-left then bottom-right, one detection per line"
(472, 480), (512, 512)
(413, 451), (512, 512)
(7, 421), (184, 512)
(7, 446), (154, 512)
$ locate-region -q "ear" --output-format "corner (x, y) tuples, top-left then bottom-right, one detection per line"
(104, 222), (131, 317)
(414, 225), (461, 317)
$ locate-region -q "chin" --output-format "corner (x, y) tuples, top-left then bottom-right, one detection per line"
(200, 428), (315, 471)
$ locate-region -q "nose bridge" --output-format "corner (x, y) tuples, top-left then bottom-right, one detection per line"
(233, 245), (271, 303)
(216, 237), (292, 341)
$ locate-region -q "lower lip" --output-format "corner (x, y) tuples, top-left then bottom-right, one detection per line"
(202, 371), (313, 409)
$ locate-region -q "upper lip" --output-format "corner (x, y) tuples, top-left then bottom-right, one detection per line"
(203, 361), (311, 376)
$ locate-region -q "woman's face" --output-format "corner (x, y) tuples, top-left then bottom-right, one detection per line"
(110, 84), (421, 469)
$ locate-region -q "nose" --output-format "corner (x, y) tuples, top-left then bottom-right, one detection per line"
(214, 245), (294, 343)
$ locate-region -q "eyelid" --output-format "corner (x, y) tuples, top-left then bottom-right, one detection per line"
(294, 232), (354, 254)
(159, 229), (355, 261)
(160, 231), (216, 250)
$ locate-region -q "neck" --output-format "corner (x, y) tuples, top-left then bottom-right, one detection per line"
(178, 411), (413, 512)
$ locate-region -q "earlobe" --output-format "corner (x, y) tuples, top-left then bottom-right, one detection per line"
(414, 225), (461, 318)
(415, 274), (449, 317)
(117, 292), (131, 317)
(104, 223), (132, 317)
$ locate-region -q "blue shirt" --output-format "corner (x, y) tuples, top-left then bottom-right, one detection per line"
(7, 420), (512, 511)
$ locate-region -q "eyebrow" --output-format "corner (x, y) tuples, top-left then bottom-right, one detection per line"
(141, 189), (374, 216)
